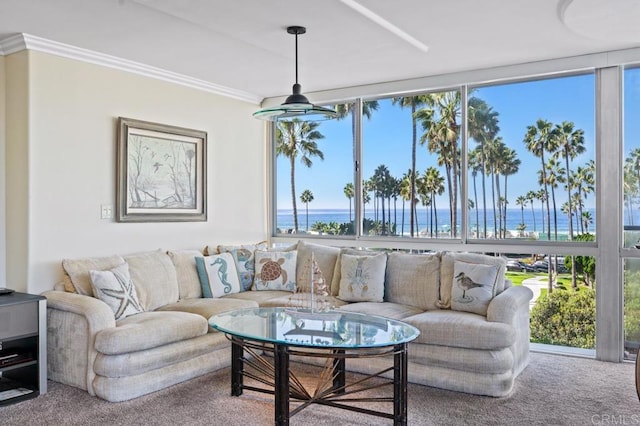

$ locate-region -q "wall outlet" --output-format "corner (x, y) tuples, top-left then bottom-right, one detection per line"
(101, 204), (113, 219)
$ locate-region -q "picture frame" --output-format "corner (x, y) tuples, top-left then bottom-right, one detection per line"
(116, 117), (207, 222)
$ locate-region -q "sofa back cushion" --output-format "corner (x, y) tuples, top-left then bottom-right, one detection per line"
(167, 249), (204, 299)
(296, 240), (341, 293)
(384, 252), (441, 310)
(440, 252), (506, 309)
(62, 254), (126, 296)
(123, 250), (180, 311)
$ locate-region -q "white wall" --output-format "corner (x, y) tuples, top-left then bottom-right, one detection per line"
(7, 50), (267, 294)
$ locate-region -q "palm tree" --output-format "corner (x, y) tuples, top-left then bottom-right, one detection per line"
(391, 177), (401, 235)
(582, 211), (593, 233)
(372, 165), (393, 235)
(299, 189), (314, 232)
(524, 119), (554, 243)
(526, 190), (537, 232)
(516, 195), (527, 233)
(392, 95), (428, 236)
(344, 182), (354, 222)
(421, 167), (445, 237)
(399, 170), (413, 236)
(552, 121), (585, 242)
(468, 97), (500, 239)
(500, 147), (520, 238)
(469, 148), (483, 237)
(276, 119), (324, 233)
(574, 161), (594, 233)
(543, 157), (565, 241)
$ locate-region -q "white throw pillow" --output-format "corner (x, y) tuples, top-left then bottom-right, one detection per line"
(338, 252), (387, 302)
(89, 262), (144, 320)
(217, 242), (267, 292)
(450, 261), (499, 315)
(253, 250), (297, 292)
(195, 253), (242, 298)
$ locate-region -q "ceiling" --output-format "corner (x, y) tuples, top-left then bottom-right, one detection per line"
(1, 0), (640, 104)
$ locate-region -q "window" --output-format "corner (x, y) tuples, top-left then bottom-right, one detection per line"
(275, 103), (356, 235)
(468, 75), (596, 241)
(362, 92), (461, 238)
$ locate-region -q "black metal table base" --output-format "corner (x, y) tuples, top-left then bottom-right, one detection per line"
(227, 336), (409, 425)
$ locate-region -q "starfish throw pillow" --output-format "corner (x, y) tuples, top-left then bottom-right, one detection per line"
(89, 262), (144, 320)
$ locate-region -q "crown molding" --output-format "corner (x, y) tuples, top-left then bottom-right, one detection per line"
(0, 33), (261, 104)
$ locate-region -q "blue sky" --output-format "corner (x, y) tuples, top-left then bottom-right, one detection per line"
(276, 71), (639, 211)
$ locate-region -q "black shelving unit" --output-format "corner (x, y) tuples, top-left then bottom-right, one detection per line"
(0, 292), (46, 406)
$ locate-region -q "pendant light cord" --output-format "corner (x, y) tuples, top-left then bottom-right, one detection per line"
(294, 31), (299, 85)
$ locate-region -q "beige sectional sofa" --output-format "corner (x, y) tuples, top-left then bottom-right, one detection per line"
(43, 240), (533, 402)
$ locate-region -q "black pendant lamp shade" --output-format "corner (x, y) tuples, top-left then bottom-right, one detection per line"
(253, 26), (337, 121)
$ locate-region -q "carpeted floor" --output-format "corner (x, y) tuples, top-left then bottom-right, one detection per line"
(1, 352), (638, 425)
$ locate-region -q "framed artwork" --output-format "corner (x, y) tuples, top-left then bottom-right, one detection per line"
(116, 117), (207, 222)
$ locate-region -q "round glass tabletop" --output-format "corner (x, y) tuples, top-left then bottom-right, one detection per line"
(210, 307), (420, 349)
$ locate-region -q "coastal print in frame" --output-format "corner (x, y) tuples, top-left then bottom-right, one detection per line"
(116, 117), (207, 222)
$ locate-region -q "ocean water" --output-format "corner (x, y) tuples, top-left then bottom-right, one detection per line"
(277, 207), (597, 238)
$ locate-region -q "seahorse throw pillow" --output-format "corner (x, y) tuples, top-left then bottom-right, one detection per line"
(253, 250), (297, 292)
(450, 261), (499, 315)
(337, 253), (387, 302)
(195, 253), (242, 298)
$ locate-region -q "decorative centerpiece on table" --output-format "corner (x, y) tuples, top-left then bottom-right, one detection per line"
(288, 253), (334, 313)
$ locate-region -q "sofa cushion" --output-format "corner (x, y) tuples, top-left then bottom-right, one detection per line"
(195, 253), (242, 298)
(259, 293), (349, 309)
(338, 252), (387, 302)
(402, 310), (516, 349)
(408, 344), (514, 374)
(222, 290), (292, 306)
(95, 311), (208, 355)
(157, 297), (258, 323)
(62, 254), (126, 296)
(167, 249), (204, 299)
(385, 252), (441, 310)
(94, 333), (228, 378)
(296, 240), (341, 293)
(338, 301), (424, 320)
(123, 250), (180, 311)
(89, 262), (144, 320)
(253, 250), (297, 291)
(440, 252), (507, 309)
(451, 261), (500, 315)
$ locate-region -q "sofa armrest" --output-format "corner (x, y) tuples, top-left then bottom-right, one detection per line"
(43, 290), (115, 395)
(486, 285), (533, 324)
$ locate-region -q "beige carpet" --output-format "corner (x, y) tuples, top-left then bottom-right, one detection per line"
(0, 352), (638, 425)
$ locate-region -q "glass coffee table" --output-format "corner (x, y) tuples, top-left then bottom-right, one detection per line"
(209, 307), (420, 425)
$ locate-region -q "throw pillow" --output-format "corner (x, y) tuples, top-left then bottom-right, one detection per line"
(439, 252), (507, 309)
(253, 250), (297, 292)
(330, 248), (380, 296)
(89, 262), (144, 320)
(337, 252), (387, 302)
(195, 253), (242, 298)
(217, 242), (268, 291)
(450, 261), (499, 315)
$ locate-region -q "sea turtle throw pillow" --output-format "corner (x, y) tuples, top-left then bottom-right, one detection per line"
(195, 253), (242, 298)
(253, 250), (297, 292)
(450, 261), (499, 315)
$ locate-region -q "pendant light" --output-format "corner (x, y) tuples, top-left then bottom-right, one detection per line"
(253, 26), (337, 121)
